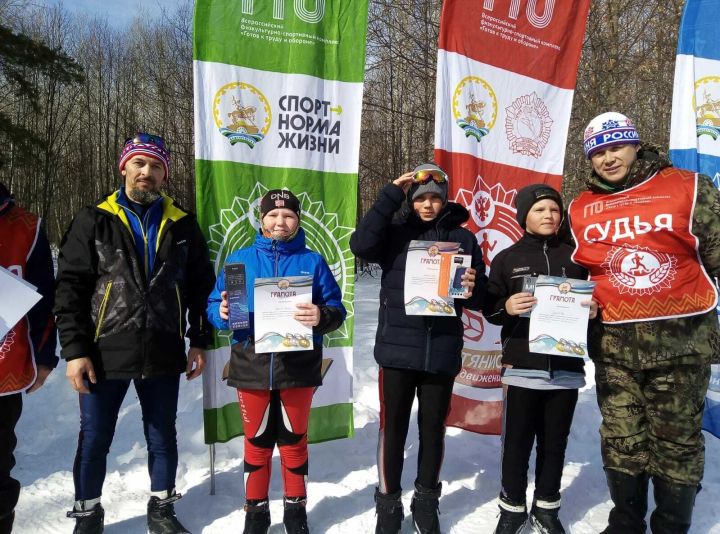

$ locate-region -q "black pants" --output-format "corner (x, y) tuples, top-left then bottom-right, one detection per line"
(0, 393), (22, 522)
(377, 367), (455, 494)
(501, 385), (578, 504)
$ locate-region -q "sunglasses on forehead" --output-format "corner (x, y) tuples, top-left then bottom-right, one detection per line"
(413, 169), (448, 184)
(124, 132), (167, 149)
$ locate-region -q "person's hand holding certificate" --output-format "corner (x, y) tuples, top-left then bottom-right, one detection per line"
(527, 275), (596, 358)
(404, 240), (460, 316)
(254, 276), (314, 353)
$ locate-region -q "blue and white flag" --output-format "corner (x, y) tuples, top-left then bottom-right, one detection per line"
(669, 0), (720, 438)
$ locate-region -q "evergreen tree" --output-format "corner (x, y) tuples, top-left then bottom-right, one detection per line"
(0, 24), (83, 161)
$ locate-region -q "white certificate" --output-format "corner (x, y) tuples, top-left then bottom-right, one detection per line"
(0, 266), (42, 340)
(528, 275), (596, 358)
(254, 276), (313, 353)
(404, 240), (459, 316)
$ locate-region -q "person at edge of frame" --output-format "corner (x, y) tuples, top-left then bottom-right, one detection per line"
(567, 112), (720, 534)
(0, 177), (57, 534)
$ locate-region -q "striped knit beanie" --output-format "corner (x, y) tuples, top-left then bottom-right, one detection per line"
(118, 133), (170, 178)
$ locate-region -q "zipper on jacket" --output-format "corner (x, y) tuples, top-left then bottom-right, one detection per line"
(542, 240), (553, 376)
(175, 284), (183, 338)
(424, 321), (433, 371)
(94, 281), (114, 341)
(381, 298), (389, 337)
(123, 207), (151, 276)
(433, 211), (451, 241)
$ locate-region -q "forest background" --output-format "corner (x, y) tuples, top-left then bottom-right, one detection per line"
(0, 0), (685, 243)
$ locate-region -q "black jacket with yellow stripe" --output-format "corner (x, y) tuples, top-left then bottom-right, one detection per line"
(55, 191), (215, 379)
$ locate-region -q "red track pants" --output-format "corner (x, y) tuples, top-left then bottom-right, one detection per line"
(238, 387), (313, 500)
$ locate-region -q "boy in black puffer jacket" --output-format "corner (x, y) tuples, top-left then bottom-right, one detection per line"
(482, 184), (596, 534)
(350, 163), (487, 534)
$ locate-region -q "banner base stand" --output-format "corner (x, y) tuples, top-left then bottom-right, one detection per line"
(209, 444), (216, 496)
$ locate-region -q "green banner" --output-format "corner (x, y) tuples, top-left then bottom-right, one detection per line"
(193, 0), (368, 444)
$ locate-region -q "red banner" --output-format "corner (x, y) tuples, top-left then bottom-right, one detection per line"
(435, 0), (590, 434)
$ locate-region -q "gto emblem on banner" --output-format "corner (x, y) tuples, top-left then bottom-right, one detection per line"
(505, 92), (553, 158)
(602, 245), (677, 295)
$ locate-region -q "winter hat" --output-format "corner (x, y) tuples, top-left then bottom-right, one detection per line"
(583, 112), (640, 158)
(118, 133), (171, 178)
(260, 189), (301, 218)
(515, 184), (563, 229)
(408, 163), (449, 205)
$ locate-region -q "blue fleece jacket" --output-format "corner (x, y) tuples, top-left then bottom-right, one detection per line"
(207, 228), (345, 347)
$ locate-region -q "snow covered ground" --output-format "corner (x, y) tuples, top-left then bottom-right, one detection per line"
(13, 276), (720, 533)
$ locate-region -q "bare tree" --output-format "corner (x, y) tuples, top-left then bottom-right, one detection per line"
(0, 0), (688, 242)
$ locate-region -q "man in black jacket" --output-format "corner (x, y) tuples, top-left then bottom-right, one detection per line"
(55, 133), (215, 534)
(350, 163), (487, 534)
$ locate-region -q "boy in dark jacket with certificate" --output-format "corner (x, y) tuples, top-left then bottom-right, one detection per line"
(483, 184), (595, 534)
(350, 163), (487, 534)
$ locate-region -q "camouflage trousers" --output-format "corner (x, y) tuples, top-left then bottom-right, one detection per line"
(595, 361), (711, 485)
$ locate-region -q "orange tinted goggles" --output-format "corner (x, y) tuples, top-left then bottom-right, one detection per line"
(412, 169), (448, 184)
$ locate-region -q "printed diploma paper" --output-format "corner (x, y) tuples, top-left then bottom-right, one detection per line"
(254, 276), (313, 353)
(528, 275), (595, 358)
(0, 266), (42, 339)
(404, 240), (460, 316)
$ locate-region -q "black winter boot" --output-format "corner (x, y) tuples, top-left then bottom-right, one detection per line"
(147, 492), (190, 534)
(493, 495), (527, 534)
(67, 502), (104, 534)
(375, 488), (404, 534)
(243, 499), (271, 534)
(410, 482), (441, 534)
(529, 497), (565, 534)
(0, 511), (14, 534)
(600, 469), (649, 534)
(283, 496), (309, 534)
(649, 477), (697, 534)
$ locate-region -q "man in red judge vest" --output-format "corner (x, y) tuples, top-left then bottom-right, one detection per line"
(0, 180), (57, 534)
(568, 112), (720, 534)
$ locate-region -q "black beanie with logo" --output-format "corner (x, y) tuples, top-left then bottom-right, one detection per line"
(260, 189), (301, 218)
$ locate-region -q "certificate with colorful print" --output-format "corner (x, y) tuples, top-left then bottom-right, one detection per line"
(0, 266), (41, 340)
(528, 275), (595, 358)
(404, 240), (460, 316)
(254, 276), (313, 353)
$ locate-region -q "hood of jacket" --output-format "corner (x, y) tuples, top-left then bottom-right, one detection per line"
(586, 144), (672, 193)
(399, 201), (470, 232)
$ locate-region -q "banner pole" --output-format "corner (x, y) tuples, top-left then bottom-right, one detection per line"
(209, 444), (216, 496)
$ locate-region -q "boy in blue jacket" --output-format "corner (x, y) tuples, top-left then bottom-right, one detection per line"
(207, 189), (345, 534)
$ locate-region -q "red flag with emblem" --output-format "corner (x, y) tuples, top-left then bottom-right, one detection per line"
(434, 0), (591, 434)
